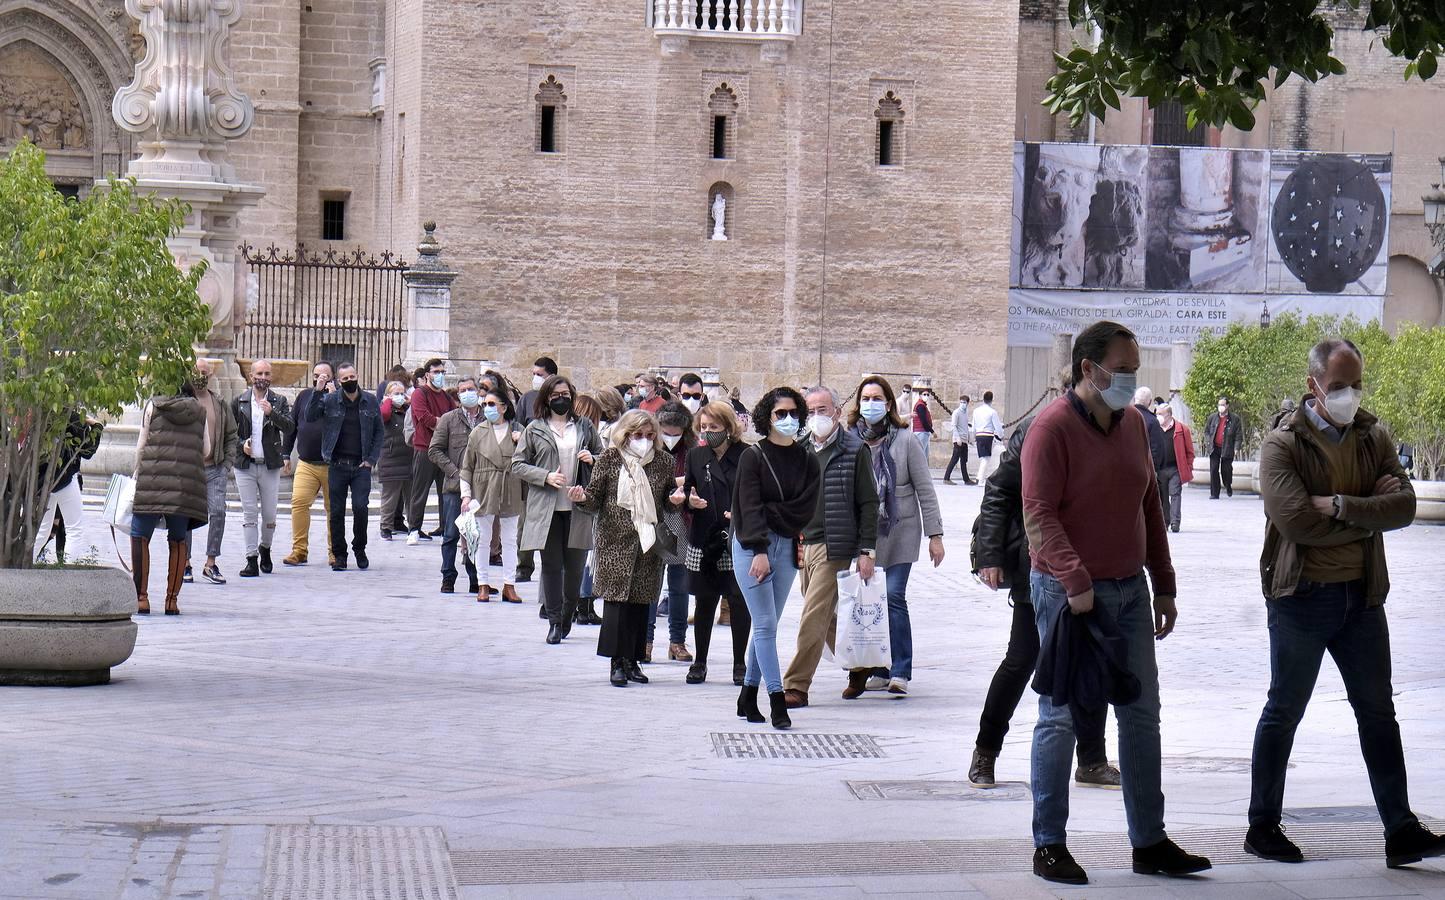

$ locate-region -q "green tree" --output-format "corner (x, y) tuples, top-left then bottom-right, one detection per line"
(0, 141), (211, 569)
(1045, 1), (1445, 130)
(1369, 324), (1445, 479)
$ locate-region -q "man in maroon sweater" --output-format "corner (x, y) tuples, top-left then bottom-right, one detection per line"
(406, 358), (456, 544)
(1020, 321), (1210, 886)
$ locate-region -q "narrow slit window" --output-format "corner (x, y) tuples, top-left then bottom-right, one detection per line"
(322, 198), (346, 241)
(539, 105), (557, 153)
(712, 115), (728, 159)
(877, 121), (894, 167)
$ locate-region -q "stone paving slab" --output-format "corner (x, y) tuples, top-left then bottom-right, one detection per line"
(3, 480), (1444, 898)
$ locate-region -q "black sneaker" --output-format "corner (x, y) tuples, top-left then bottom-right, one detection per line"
(239, 556), (260, 578)
(417, 531), (434, 542)
(1132, 837), (1212, 876)
(1033, 844), (1086, 885)
(1075, 761), (1122, 789)
(429, 526), (444, 538)
(201, 563), (226, 585)
(259, 546), (273, 574)
(354, 549), (369, 570)
(1385, 822), (1445, 869)
(968, 750), (997, 787)
(1245, 823), (1304, 863)
(332, 559), (347, 571)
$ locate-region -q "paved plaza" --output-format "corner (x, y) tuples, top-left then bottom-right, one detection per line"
(3, 475), (1445, 899)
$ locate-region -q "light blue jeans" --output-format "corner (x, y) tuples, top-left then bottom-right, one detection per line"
(732, 533), (799, 694)
(1030, 570), (1165, 849)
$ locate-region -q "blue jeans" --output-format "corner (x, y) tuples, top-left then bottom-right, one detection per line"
(732, 533), (799, 694)
(1030, 570), (1165, 848)
(1249, 580), (1416, 836)
(866, 563), (914, 681)
(327, 457), (372, 559)
(648, 564), (691, 644)
(439, 492), (477, 583)
(130, 512), (191, 543)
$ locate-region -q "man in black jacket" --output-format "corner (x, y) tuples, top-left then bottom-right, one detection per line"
(32, 412), (103, 563)
(232, 359), (295, 578)
(782, 386), (879, 709)
(306, 363), (384, 571)
(1204, 396), (1243, 498)
(1133, 386), (1171, 521)
(282, 362), (335, 567)
(970, 372), (1119, 790)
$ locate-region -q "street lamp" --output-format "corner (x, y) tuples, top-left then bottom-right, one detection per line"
(1421, 156), (1445, 277)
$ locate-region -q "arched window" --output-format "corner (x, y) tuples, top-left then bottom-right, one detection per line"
(875, 91), (905, 167)
(535, 75), (567, 153)
(708, 83), (739, 160)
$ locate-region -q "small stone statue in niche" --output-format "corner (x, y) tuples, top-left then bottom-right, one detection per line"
(710, 192), (727, 241)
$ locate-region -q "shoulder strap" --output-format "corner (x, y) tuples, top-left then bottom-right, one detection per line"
(751, 443), (786, 498)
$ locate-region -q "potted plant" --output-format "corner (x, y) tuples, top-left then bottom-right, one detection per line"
(0, 141), (212, 685)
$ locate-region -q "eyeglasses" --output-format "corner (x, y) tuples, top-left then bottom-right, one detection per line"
(483, 401), (502, 408)
(772, 409), (798, 420)
(681, 392), (704, 400)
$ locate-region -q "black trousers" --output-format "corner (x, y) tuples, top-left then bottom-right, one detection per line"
(692, 578), (751, 668)
(541, 512), (586, 625)
(975, 596), (1107, 767)
(407, 453), (444, 532)
(1209, 450), (1233, 498)
(944, 442), (972, 481)
(597, 601), (650, 661)
(327, 457), (371, 560)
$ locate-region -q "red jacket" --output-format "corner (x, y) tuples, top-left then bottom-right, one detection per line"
(409, 385), (456, 452)
(1167, 421), (1196, 474)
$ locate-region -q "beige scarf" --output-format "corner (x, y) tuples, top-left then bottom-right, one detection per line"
(616, 444), (658, 552)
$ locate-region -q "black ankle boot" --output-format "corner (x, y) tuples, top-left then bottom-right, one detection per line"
(625, 659), (649, 684)
(737, 685), (765, 723)
(258, 546), (273, 574)
(610, 658), (628, 687)
(239, 556), (260, 578)
(768, 691), (792, 730)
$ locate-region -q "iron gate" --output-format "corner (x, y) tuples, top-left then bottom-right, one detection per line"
(237, 243), (409, 386)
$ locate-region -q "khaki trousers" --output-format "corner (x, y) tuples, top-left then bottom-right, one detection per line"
(289, 460), (332, 558)
(783, 542), (850, 693)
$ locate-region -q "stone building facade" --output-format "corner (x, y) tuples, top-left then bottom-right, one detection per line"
(9, 1), (1019, 409)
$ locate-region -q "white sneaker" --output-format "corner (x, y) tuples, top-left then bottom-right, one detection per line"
(865, 676), (889, 692)
(406, 531), (420, 546)
(887, 677), (910, 695)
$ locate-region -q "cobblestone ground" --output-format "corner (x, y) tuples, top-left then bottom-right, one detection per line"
(3, 475), (1445, 899)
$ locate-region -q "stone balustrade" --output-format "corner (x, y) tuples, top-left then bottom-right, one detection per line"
(652, 0), (801, 54)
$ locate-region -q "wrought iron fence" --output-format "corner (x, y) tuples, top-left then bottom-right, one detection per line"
(236, 243), (409, 386)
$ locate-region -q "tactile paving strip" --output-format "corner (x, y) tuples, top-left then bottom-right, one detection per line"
(710, 732), (884, 759)
(451, 817), (1443, 885)
(262, 825), (458, 900)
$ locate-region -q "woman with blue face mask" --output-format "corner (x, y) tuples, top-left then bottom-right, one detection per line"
(848, 376), (946, 697)
(460, 390), (525, 603)
(729, 386), (822, 730)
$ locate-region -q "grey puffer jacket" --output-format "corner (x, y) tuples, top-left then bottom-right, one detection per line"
(133, 395), (207, 528)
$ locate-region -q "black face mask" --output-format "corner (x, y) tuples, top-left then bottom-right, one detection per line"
(703, 431), (728, 449)
(549, 395), (573, 416)
(342, 381), (359, 395)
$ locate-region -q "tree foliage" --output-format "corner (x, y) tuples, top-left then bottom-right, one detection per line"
(1045, 1), (1445, 131)
(0, 141), (211, 569)
(1183, 313), (1442, 479)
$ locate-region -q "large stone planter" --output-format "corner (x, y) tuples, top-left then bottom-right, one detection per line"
(0, 567), (138, 686)
(1416, 481), (1445, 524)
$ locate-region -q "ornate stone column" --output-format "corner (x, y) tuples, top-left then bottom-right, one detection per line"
(111, 0), (265, 400)
(403, 223), (457, 370)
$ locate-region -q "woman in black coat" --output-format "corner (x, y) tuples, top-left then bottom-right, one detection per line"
(681, 401), (752, 686)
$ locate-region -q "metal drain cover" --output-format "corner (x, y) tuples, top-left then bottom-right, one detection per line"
(1285, 806), (1387, 824)
(710, 732), (884, 759)
(848, 780), (1031, 801)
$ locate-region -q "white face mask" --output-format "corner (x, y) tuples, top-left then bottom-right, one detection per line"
(661, 433), (682, 450)
(682, 398), (702, 415)
(628, 436), (652, 456)
(808, 413), (836, 440)
(1316, 383), (1362, 425)
(533, 374), (545, 391)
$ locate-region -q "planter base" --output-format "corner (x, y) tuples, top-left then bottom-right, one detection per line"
(0, 667), (111, 687)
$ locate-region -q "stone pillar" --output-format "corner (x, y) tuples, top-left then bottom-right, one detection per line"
(111, 0), (265, 402)
(1050, 332), (1073, 388)
(403, 223), (457, 370)
(1170, 340), (1195, 427)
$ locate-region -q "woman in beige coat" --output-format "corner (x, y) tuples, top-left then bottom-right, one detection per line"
(460, 388), (525, 602)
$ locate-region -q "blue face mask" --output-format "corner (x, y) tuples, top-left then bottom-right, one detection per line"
(859, 399), (888, 424)
(459, 390), (479, 408)
(431, 373), (446, 389)
(1090, 365), (1137, 412)
(773, 415), (800, 440)
(483, 406), (501, 423)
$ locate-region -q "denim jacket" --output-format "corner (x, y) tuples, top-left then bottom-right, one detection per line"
(306, 388), (384, 466)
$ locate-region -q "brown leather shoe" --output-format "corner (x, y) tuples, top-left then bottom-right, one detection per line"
(783, 689), (809, 709)
(642, 642), (653, 664)
(718, 599), (731, 626)
(842, 670), (868, 700)
(500, 584), (522, 604)
(668, 642), (693, 662)
(282, 552), (307, 566)
(477, 584), (493, 603)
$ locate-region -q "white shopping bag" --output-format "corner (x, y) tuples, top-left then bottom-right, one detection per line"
(103, 473), (135, 532)
(456, 506), (481, 562)
(833, 567), (891, 670)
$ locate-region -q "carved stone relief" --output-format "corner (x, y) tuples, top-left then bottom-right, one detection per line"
(0, 43), (88, 149)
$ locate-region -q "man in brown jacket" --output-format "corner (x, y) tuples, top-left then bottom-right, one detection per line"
(1248, 337), (1443, 869)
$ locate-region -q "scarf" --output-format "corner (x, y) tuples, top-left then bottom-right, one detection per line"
(855, 421), (899, 537)
(616, 446), (659, 552)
